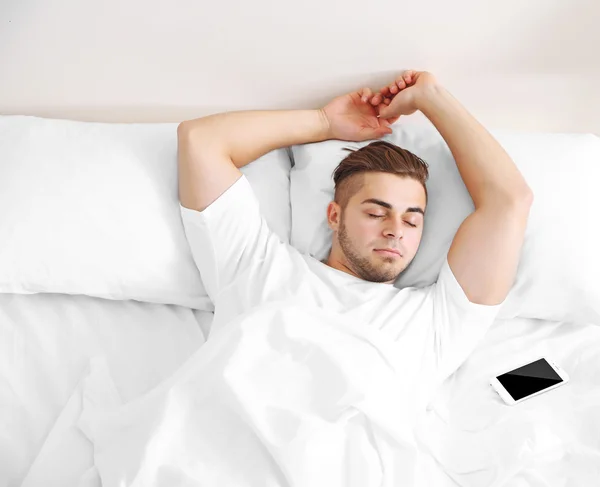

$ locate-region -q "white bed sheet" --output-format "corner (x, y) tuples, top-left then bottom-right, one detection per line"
(3, 292), (599, 486)
(30, 315), (600, 487)
(0, 292), (211, 487)
(415, 316), (600, 486)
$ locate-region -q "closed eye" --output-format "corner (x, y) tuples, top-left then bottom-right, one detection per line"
(368, 214), (417, 227)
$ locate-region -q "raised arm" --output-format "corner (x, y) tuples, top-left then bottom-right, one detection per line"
(177, 110), (329, 212)
(374, 70), (533, 305)
(178, 88), (395, 212)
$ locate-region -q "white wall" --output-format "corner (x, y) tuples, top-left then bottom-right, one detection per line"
(1, 0), (598, 134)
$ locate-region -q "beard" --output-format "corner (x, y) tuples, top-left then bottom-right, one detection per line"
(336, 215), (401, 284)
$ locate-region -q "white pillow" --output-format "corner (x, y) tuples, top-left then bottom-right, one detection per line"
(290, 123), (600, 324)
(0, 115), (292, 310)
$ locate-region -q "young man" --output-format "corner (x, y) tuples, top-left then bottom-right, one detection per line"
(179, 68), (531, 306)
(176, 70), (533, 481)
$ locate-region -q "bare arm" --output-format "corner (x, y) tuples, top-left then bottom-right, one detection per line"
(178, 109), (331, 170)
(373, 70), (533, 304)
(415, 85), (532, 207)
(178, 87), (393, 212)
(177, 109), (330, 212)
(414, 83), (533, 305)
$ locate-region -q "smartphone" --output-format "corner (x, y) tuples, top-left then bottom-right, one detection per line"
(489, 357), (569, 406)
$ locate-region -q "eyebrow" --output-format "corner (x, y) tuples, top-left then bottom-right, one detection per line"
(361, 198), (425, 216)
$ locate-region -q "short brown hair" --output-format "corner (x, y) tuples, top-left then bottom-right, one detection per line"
(332, 140), (430, 211)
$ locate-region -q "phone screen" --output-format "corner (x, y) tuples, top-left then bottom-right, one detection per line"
(496, 358), (563, 401)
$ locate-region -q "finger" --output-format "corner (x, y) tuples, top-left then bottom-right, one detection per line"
(379, 120), (393, 135)
(373, 127), (392, 138)
(371, 93), (382, 105)
(384, 116), (400, 126)
(360, 87), (373, 103)
(389, 84), (398, 94)
(380, 86), (390, 97)
(378, 107), (389, 119)
(383, 98), (391, 105)
(403, 70), (414, 83)
(396, 77), (406, 89)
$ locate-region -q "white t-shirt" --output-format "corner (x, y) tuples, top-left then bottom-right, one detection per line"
(180, 173), (505, 398)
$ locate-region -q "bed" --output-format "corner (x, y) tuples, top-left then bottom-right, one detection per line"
(1, 110), (599, 486)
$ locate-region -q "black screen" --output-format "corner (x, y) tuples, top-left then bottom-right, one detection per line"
(496, 358), (563, 401)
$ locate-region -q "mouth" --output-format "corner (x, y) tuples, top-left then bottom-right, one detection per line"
(374, 249), (402, 258)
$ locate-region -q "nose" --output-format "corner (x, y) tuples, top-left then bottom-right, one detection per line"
(383, 215), (404, 239)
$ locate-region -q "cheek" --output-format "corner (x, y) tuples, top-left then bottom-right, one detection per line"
(352, 222), (376, 247)
(408, 230), (423, 249)
(352, 218), (370, 233)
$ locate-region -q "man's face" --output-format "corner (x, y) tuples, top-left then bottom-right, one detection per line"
(324, 172), (426, 284)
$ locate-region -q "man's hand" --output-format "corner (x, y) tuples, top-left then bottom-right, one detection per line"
(371, 70), (440, 120)
(321, 89), (400, 142)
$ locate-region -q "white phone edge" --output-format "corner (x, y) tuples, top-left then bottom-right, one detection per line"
(489, 356), (570, 406)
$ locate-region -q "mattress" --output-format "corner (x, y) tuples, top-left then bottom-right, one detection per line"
(2, 292), (600, 486)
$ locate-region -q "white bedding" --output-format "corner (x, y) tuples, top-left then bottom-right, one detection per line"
(415, 317), (600, 486)
(3, 294), (600, 486)
(20, 307), (595, 486)
(0, 292), (210, 487)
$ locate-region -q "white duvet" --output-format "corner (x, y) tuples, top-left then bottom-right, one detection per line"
(79, 301), (428, 486)
(75, 301), (600, 487)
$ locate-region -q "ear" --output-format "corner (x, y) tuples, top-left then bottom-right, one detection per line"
(326, 201), (341, 229)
